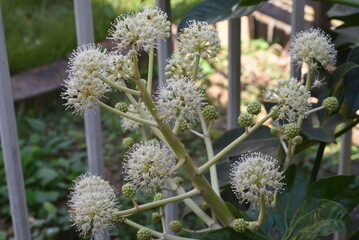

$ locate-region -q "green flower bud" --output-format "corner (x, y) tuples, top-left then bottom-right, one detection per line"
(173, 176), (184, 186)
(283, 123), (300, 138)
(123, 137), (135, 148)
(179, 121), (192, 132)
(271, 106), (280, 120)
(169, 220), (183, 233)
(292, 135), (303, 145)
(153, 193), (165, 202)
(323, 97), (339, 112)
(232, 218), (248, 233)
(238, 113), (253, 127)
(137, 228), (152, 240)
(248, 223), (259, 232)
(151, 212), (161, 222)
(247, 101), (261, 115)
(270, 127), (280, 136)
(202, 105), (220, 120)
(115, 102), (128, 112)
(122, 183), (136, 198)
(199, 202), (209, 211)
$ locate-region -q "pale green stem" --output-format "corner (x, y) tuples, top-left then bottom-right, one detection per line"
(198, 111), (275, 174)
(123, 218), (196, 240)
(198, 108), (220, 196)
(93, 98), (158, 127)
(141, 125), (148, 141)
(182, 228), (212, 233)
(131, 198), (139, 209)
(171, 158), (186, 172)
(191, 54), (201, 81)
(115, 188), (201, 217)
(160, 207), (167, 234)
(147, 47), (154, 93)
(305, 67), (312, 91)
(305, 105), (325, 115)
(98, 74), (141, 96)
(189, 129), (204, 138)
(131, 50), (235, 226)
(283, 141), (293, 171)
(173, 111), (184, 135)
(246, 195), (266, 229)
(168, 181), (214, 228)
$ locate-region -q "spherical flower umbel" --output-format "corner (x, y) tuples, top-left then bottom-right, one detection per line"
(156, 75), (207, 123)
(124, 141), (176, 192)
(265, 78), (311, 122)
(165, 53), (204, 79)
(290, 28), (336, 69)
(62, 44), (111, 114)
(230, 152), (284, 205)
(177, 20), (220, 59)
(109, 6), (171, 53)
(68, 173), (118, 237)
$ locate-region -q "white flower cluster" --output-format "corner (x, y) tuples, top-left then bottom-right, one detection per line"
(110, 6), (171, 53)
(156, 76), (206, 123)
(108, 52), (134, 83)
(177, 20), (220, 59)
(230, 152), (284, 205)
(265, 78), (311, 122)
(290, 28), (336, 69)
(68, 173), (118, 237)
(165, 54), (204, 79)
(121, 102), (153, 131)
(62, 44), (111, 114)
(124, 141), (175, 192)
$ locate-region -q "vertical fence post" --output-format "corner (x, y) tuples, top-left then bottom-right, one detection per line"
(227, 18), (241, 130)
(73, 1), (107, 239)
(290, 0), (305, 79)
(0, 3), (31, 240)
(156, 0), (173, 86)
(156, 0), (176, 234)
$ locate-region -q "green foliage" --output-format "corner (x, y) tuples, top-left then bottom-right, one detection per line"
(313, 0), (359, 7)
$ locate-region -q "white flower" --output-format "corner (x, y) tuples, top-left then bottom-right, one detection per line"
(109, 6), (171, 53)
(124, 141), (175, 192)
(121, 102), (153, 131)
(230, 152), (284, 205)
(108, 52), (134, 83)
(156, 76), (206, 123)
(265, 78), (311, 122)
(290, 28), (336, 69)
(165, 53), (204, 79)
(68, 173), (118, 237)
(62, 44), (111, 114)
(177, 20), (220, 59)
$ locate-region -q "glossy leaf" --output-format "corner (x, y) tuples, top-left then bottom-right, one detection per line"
(328, 62), (359, 89)
(345, 47), (359, 116)
(178, 0), (262, 31)
(313, 0), (359, 7)
(239, 0), (267, 6)
(201, 228), (250, 240)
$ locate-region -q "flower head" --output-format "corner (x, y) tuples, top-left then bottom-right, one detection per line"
(230, 152), (284, 205)
(121, 102), (153, 131)
(62, 44), (111, 114)
(165, 53), (204, 79)
(290, 28), (336, 69)
(108, 52), (134, 83)
(68, 173), (118, 237)
(109, 6), (171, 53)
(124, 141), (175, 192)
(177, 20), (220, 59)
(156, 76), (206, 123)
(265, 78), (311, 122)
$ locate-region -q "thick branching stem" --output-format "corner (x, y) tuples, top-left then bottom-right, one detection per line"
(147, 47), (154, 93)
(131, 53), (235, 226)
(97, 74), (141, 96)
(198, 111), (275, 174)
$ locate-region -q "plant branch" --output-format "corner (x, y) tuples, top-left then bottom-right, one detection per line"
(310, 142), (326, 184)
(98, 73), (141, 96)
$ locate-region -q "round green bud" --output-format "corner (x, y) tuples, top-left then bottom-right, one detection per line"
(283, 123), (300, 138)
(270, 127), (280, 136)
(179, 121), (192, 132)
(232, 218), (248, 233)
(270, 106), (280, 120)
(137, 228), (152, 240)
(248, 223), (259, 232)
(238, 113), (254, 127)
(322, 97), (339, 112)
(247, 101), (261, 115)
(136, 79), (147, 90)
(122, 183), (136, 198)
(292, 135), (303, 145)
(199, 202), (209, 211)
(173, 176), (184, 186)
(123, 137), (135, 148)
(202, 105), (220, 120)
(153, 193), (165, 202)
(151, 212), (161, 222)
(115, 102), (128, 112)
(169, 220), (183, 233)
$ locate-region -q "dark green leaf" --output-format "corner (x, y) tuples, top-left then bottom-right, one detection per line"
(35, 191), (60, 203)
(345, 47), (359, 116)
(200, 228), (249, 240)
(286, 199), (351, 240)
(178, 0), (262, 31)
(239, 0), (267, 6)
(328, 62), (359, 89)
(313, 0), (359, 7)
(36, 167), (58, 186)
(27, 118), (46, 132)
(213, 126), (280, 159)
